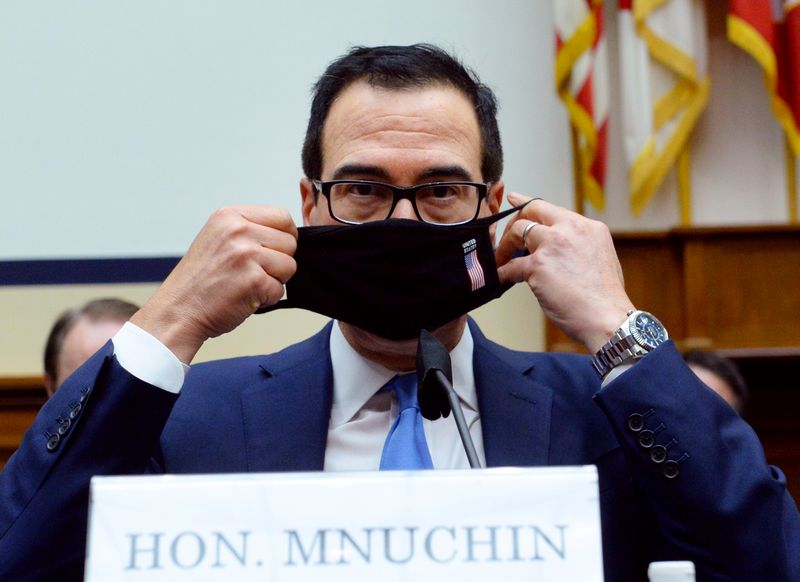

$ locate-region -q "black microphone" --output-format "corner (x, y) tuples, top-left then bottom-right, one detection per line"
(416, 329), (482, 469)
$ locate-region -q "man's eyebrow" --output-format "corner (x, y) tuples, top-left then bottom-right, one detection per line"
(330, 164), (476, 183)
(417, 166), (474, 182)
(332, 165), (391, 181)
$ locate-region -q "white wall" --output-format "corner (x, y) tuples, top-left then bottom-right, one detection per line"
(1, 1), (793, 251)
(0, 1), (795, 376)
(0, 0), (560, 375)
(0, 0), (571, 260)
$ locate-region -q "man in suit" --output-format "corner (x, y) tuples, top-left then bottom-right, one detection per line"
(684, 349), (749, 415)
(1, 44), (798, 581)
(43, 297), (139, 397)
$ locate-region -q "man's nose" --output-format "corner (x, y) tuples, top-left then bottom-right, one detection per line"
(390, 199), (417, 220)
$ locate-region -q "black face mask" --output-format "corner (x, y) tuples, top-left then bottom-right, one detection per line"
(258, 204), (526, 340)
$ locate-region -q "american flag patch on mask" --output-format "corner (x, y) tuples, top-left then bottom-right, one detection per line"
(462, 238), (485, 291)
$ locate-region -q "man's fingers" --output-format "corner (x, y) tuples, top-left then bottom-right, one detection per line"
(507, 192), (572, 226)
(253, 224), (298, 256)
(495, 191), (552, 267)
(257, 247), (297, 285)
(216, 205), (299, 238)
(240, 205), (298, 236)
(496, 217), (546, 266)
(521, 220), (541, 249)
(497, 258), (530, 286)
(252, 273), (288, 311)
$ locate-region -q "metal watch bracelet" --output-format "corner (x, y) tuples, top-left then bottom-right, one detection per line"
(591, 329), (646, 378)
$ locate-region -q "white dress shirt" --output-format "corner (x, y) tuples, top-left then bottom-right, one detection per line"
(111, 320), (486, 471)
(324, 322), (484, 471)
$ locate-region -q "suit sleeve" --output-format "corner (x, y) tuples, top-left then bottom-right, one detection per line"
(593, 341), (800, 582)
(0, 341), (178, 580)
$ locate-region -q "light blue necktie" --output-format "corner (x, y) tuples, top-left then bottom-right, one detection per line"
(379, 374), (434, 470)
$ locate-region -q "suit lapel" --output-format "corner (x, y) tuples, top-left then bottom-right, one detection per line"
(471, 323), (553, 468)
(241, 324), (334, 472)
(238, 321), (555, 471)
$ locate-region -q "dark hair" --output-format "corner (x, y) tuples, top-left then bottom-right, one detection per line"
(302, 44), (503, 183)
(683, 350), (749, 413)
(43, 298), (139, 383)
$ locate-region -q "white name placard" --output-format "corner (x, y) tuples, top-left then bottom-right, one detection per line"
(85, 466), (603, 581)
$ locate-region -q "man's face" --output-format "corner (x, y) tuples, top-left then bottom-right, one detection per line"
(302, 80), (502, 226)
(298, 80), (504, 359)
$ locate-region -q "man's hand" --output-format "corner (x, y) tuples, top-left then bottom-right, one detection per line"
(130, 206), (298, 364)
(495, 192), (635, 353)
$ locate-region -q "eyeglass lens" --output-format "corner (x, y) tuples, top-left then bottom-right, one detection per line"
(328, 182), (480, 225)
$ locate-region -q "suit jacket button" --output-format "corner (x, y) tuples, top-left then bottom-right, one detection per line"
(69, 402), (82, 419)
(46, 434), (60, 451)
(627, 414), (644, 432)
(626, 409), (655, 433)
(662, 460), (680, 479)
(57, 418), (71, 435)
(650, 445), (667, 464)
(638, 430), (655, 449)
(638, 423), (664, 449)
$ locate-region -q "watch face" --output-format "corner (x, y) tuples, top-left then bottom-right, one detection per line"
(631, 311), (668, 349)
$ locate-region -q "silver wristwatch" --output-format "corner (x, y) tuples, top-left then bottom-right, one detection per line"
(591, 310), (668, 378)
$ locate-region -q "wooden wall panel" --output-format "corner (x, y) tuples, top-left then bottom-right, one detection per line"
(545, 225), (800, 501)
(0, 378), (46, 469)
(681, 230), (800, 348)
(547, 225), (800, 352)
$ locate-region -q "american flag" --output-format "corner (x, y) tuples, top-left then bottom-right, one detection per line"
(555, 0), (609, 212)
(729, 0), (800, 220)
(464, 249), (485, 291)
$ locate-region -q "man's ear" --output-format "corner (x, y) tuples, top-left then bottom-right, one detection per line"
(43, 374), (55, 399)
(300, 178), (317, 226)
(487, 180), (505, 243)
(487, 180), (504, 214)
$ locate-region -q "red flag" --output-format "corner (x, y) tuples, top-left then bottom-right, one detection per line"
(728, 1), (800, 155)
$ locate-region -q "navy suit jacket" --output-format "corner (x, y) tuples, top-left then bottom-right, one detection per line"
(1, 320), (798, 581)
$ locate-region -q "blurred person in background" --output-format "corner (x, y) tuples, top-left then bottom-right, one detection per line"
(684, 349), (749, 415)
(43, 298), (139, 397)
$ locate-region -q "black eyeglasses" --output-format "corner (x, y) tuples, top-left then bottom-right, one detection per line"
(312, 180), (490, 225)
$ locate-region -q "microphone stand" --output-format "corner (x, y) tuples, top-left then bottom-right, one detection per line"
(416, 329), (482, 469)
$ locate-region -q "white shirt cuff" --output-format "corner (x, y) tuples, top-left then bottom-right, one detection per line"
(112, 321), (189, 394)
(600, 363), (634, 388)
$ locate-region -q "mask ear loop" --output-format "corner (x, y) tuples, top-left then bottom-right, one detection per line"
(484, 197), (539, 225)
(491, 196), (540, 253)
(511, 196), (541, 212)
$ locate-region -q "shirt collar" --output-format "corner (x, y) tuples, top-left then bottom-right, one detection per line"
(328, 321), (477, 428)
